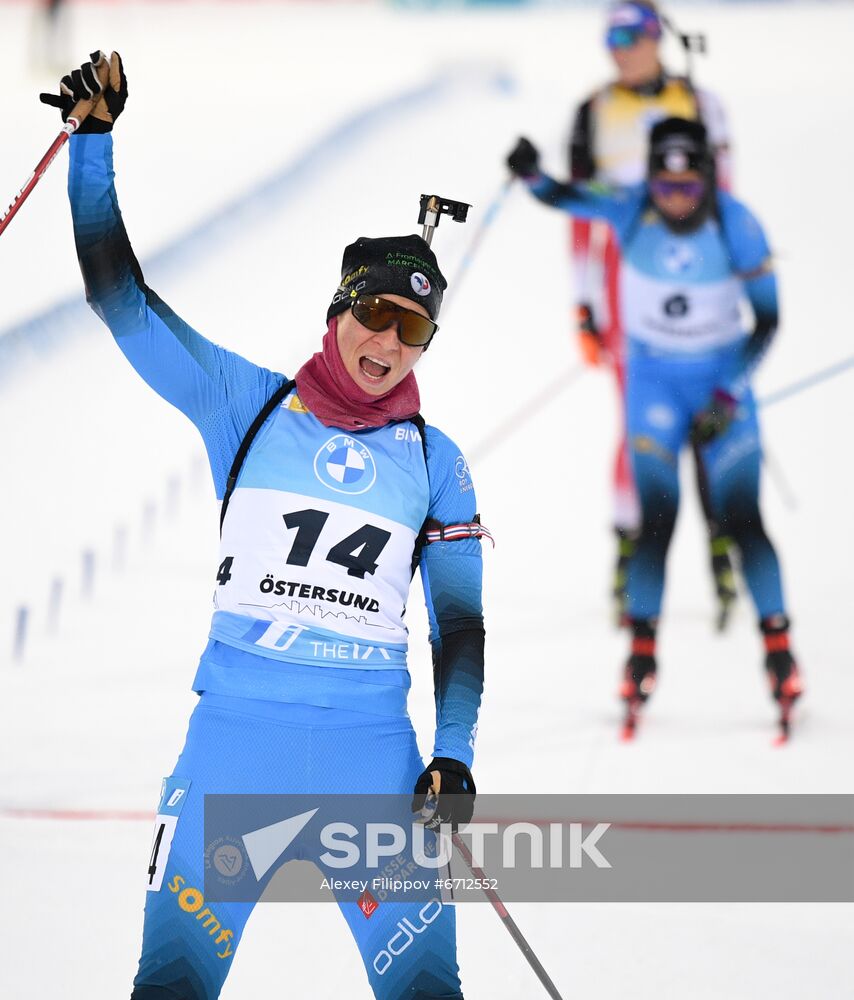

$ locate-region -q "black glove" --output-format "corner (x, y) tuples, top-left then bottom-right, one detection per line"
(40, 50), (127, 133)
(411, 757), (476, 833)
(507, 136), (540, 178)
(692, 388), (737, 445)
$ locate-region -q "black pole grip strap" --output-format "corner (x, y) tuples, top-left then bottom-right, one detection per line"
(219, 378), (296, 534)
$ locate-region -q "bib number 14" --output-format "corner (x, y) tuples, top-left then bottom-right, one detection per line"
(217, 508), (391, 585)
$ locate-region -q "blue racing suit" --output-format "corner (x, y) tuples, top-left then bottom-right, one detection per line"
(523, 172), (786, 621)
(69, 133), (485, 1000)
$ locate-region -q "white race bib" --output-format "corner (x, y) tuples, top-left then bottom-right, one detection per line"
(214, 488), (417, 647)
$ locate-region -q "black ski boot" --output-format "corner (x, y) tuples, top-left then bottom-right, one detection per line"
(761, 614), (804, 742)
(620, 618), (657, 739)
(761, 615), (804, 701)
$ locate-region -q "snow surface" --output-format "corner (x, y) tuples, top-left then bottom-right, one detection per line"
(1, 2), (853, 997)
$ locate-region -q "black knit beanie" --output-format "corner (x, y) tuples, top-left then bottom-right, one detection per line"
(327, 235), (447, 322)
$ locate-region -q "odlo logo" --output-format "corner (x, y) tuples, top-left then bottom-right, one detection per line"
(373, 898), (443, 975)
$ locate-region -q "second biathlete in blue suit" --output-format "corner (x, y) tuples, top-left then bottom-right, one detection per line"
(507, 117), (803, 717)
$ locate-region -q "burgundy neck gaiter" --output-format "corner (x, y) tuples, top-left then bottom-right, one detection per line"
(294, 317), (421, 431)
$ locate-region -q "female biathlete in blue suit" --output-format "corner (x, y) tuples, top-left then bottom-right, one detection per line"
(507, 117), (803, 737)
(43, 52), (488, 999)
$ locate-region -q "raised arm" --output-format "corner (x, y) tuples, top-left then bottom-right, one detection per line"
(507, 136), (644, 233)
(51, 52), (283, 496)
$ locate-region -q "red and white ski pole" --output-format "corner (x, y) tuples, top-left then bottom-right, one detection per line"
(0, 59), (108, 240)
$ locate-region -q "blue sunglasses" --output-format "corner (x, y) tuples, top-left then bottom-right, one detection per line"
(607, 25), (645, 49)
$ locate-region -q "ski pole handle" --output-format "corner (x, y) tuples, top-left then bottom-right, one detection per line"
(0, 57), (110, 239)
(66, 55), (112, 131)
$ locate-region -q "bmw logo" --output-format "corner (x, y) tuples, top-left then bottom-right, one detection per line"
(314, 435), (377, 495)
(659, 240), (698, 277)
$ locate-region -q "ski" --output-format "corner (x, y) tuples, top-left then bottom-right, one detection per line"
(773, 699), (794, 746)
(620, 698), (642, 741)
(715, 593), (735, 633)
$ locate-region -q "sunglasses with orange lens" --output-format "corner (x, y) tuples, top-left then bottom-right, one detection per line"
(351, 295), (438, 348)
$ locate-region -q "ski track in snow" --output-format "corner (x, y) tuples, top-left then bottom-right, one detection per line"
(1, 3), (853, 997)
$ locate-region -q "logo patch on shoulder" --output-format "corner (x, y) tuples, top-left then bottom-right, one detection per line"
(454, 455), (473, 494)
(314, 435), (377, 495)
(284, 391), (309, 414)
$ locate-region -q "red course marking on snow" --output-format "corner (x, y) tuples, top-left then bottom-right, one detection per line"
(2, 807), (852, 835)
(475, 817), (854, 835)
(0, 807), (152, 822)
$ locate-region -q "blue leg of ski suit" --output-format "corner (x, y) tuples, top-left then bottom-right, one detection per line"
(131, 695), (462, 1000)
(625, 344), (786, 621)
